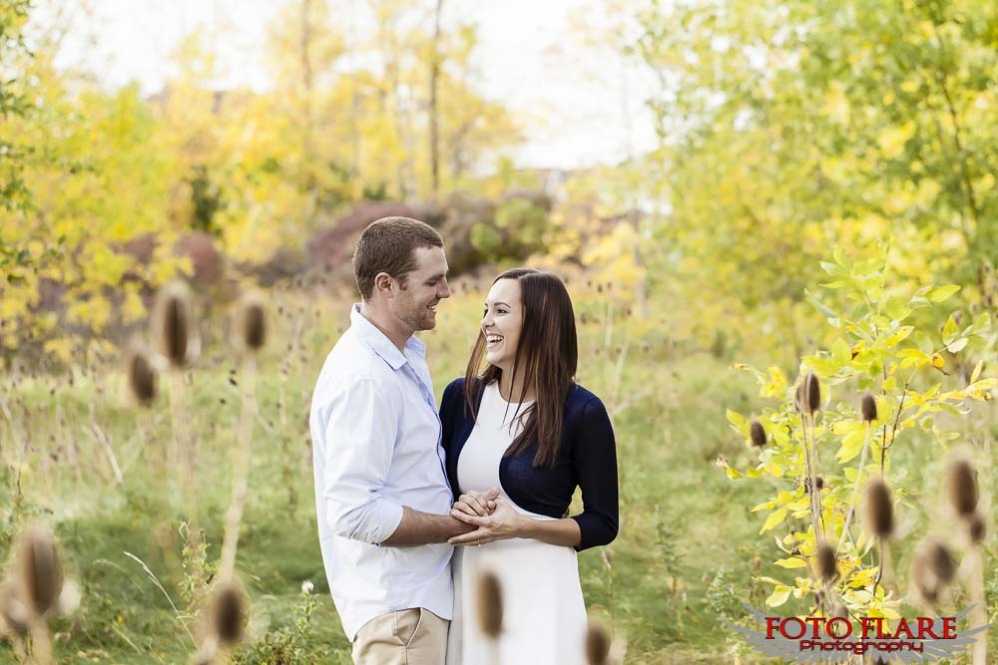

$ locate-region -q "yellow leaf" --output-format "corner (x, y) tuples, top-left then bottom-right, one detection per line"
(761, 507), (788, 534)
(775, 557), (808, 569)
(970, 360), (984, 384)
(766, 585), (792, 608)
(931, 353), (945, 369)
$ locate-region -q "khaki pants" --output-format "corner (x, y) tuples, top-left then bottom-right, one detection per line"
(352, 607), (449, 665)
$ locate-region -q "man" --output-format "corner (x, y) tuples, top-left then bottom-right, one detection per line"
(310, 216), (495, 665)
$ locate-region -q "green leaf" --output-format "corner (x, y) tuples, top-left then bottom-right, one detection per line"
(836, 430), (867, 464)
(883, 326), (913, 347)
(946, 338), (968, 353)
(884, 296), (908, 320)
(942, 315), (959, 344)
(926, 285), (960, 303)
(725, 409), (747, 432)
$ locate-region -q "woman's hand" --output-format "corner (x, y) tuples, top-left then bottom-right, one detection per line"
(448, 497), (528, 546)
(451, 488), (499, 519)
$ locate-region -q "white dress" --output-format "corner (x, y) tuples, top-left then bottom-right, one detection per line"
(445, 382), (587, 665)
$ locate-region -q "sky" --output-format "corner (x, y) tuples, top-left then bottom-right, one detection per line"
(48, 0), (659, 170)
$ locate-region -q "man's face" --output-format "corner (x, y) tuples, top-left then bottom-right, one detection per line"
(392, 246), (451, 333)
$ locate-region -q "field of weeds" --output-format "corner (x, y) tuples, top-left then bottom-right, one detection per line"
(1, 278), (995, 664)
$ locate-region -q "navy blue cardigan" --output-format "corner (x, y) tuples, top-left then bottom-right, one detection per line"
(439, 377), (619, 552)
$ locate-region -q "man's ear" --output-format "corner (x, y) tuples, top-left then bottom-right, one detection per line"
(374, 272), (395, 297)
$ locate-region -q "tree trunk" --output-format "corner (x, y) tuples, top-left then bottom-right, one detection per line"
(429, 0), (444, 196)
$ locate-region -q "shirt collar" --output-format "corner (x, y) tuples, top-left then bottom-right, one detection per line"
(350, 303), (426, 370)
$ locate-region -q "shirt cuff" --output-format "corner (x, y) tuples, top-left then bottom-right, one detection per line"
(373, 502), (406, 546)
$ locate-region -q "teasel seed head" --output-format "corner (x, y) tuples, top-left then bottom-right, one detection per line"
(946, 456), (979, 517)
(749, 418), (767, 447)
(584, 619), (611, 665)
(235, 292), (267, 352)
(861, 393), (877, 422)
(475, 570), (503, 638)
(15, 524), (63, 617)
(969, 512), (987, 545)
(153, 280), (199, 368)
(210, 580), (246, 646)
(795, 372), (822, 413)
(911, 538), (953, 605)
(125, 346), (158, 406)
(816, 540), (837, 582)
(865, 477), (894, 540)
(925, 539), (956, 585)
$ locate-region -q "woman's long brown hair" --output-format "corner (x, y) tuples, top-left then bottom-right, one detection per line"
(463, 268), (578, 467)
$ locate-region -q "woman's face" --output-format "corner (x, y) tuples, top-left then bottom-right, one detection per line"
(482, 278), (523, 373)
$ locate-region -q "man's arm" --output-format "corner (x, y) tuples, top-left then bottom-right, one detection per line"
(320, 378), (407, 544)
(382, 487), (500, 546)
(320, 377), (498, 547)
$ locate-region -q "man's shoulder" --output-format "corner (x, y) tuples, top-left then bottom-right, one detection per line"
(313, 334), (398, 400)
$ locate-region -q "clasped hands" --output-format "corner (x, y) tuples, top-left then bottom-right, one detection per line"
(448, 487), (526, 546)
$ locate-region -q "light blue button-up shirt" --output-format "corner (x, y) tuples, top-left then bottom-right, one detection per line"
(310, 304), (454, 641)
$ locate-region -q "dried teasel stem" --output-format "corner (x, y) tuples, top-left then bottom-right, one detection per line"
(862, 476), (896, 593)
(837, 396), (879, 553)
(795, 371), (825, 557)
(0, 578), (30, 642)
(966, 511), (989, 664)
(218, 335), (260, 583)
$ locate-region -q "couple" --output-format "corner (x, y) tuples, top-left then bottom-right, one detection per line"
(309, 216), (619, 665)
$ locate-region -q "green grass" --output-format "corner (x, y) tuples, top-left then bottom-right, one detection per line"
(1, 286), (994, 663)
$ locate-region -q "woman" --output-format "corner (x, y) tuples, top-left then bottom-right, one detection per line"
(439, 268), (619, 665)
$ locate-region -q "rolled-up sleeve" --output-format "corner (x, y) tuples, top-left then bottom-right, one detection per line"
(570, 397), (619, 551)
(319, 377), (405, 544)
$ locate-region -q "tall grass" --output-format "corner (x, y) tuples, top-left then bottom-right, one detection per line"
(0, 279), (994, 663)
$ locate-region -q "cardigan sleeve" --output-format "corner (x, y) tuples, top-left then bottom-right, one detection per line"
(569, 396), (619, 551)
(439, 378), (464, 501)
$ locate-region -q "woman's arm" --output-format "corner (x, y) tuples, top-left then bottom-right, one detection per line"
(569, 397), (619, 550)
(448, 498), (581, 547)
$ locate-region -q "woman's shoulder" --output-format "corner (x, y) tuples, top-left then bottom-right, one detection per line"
(566, 382), (603, 408)
(441, 376), (486, 411)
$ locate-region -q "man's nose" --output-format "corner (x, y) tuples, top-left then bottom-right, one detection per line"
(438, 279), (451, 299)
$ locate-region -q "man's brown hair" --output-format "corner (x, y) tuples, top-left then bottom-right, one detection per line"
(352, 216), (444, 300)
